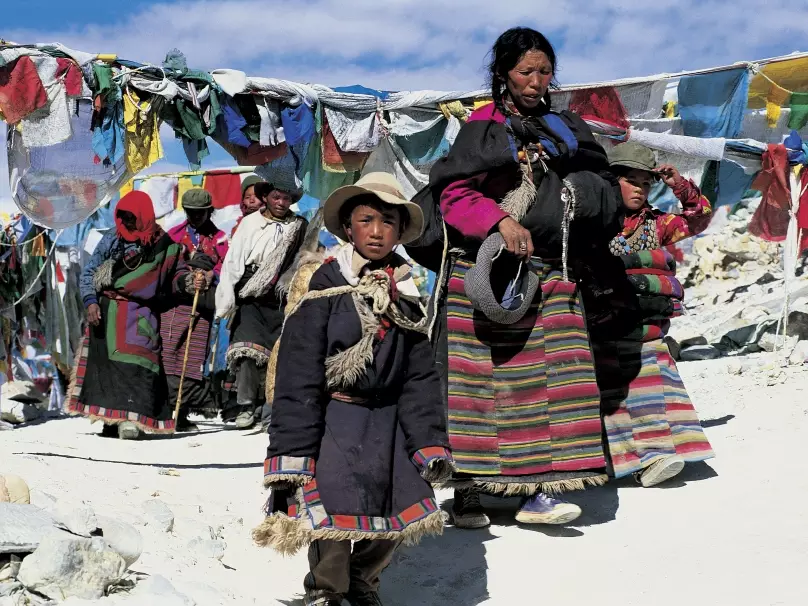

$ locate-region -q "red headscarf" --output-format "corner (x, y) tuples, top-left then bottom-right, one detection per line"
(115, 191), (160, 244)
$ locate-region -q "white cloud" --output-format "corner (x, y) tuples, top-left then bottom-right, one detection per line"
(3, 0), (806, 92)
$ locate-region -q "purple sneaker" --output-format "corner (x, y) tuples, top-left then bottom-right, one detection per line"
(515, 492), (581, 525)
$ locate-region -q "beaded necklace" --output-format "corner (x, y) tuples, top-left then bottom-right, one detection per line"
(608, 218), (658, 256)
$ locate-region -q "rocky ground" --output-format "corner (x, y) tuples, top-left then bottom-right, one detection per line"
(2, 207), (807, 605)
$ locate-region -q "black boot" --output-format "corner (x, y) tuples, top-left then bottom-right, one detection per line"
(175, 407), (198, 432)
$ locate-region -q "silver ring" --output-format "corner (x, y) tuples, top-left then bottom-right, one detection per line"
(519, 241), (527, 250)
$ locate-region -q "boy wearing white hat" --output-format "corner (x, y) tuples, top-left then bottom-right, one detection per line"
(254, 173), (452, 606)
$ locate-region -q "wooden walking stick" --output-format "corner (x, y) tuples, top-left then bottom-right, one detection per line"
(173, 276), (202, 423)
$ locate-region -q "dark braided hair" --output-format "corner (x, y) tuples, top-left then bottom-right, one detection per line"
(488, 27), (558, 116)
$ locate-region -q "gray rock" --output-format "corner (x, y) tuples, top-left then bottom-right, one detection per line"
(726, 360), (748, 376)
(0, 555), (21, 582)
(0, 504), (57, 554)
(758, 332), (797, 353)
(17, 535), (126, 600)
(52, 503), (98, 538)
(0, 580), (24, 598)
(0, 400), (41, 425)
(789, 340), (808, 366)
(680, 345), (722, 362)
(142, 499), (174, 532)
(187, 537), (226, 561)
(96, 516), (143, 568)
(28, 489), (58, 510)
(130, 575), (195, 606)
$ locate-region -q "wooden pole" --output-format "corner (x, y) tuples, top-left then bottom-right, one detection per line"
(172, 285), (201, 423)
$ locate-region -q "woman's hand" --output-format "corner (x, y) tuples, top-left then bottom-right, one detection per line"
(192, 270), (208, 291)
(87, 303), (102, 327)
(497, 217), (534, 260)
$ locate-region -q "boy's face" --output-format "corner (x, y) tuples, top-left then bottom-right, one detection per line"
(619, 168), (655, 211)
(345, 204), (402, 262)
(185, 208), (210, 229)
(266, 189), (294, 220)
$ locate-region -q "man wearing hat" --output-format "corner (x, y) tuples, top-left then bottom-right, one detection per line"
(215, 173), (307, 430)
(257, 172), (450, 606)
(160, 188), (229, 431)
(607, 140), (712, 254)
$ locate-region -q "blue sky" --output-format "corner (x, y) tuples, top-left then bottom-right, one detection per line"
(3, 0), (807, 174)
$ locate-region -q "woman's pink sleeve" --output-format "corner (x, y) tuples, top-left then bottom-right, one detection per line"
(439, 174), (508, 241)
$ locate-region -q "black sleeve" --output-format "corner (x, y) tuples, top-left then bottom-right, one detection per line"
(266, 266), (331, 461)
(562, 110), (623, 203)
(396, 330), (450, 457)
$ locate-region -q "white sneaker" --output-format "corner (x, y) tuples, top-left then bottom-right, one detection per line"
(515, 493), (582, 525)
(640, 455), (685, 487)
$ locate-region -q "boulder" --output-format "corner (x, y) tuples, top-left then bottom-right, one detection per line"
(758, 332), (798, 354)
(142, 499), (174, 532)
(95, 516), (143, 568)
(0, 504), (58, 554)
(0, 400), (41, 425)
(0, 474), (30, 504)
(52, 503), (99, 538)
(17, 535), (126, 601)
(789, 340), (808, 366)
(0, 555), (22, 582)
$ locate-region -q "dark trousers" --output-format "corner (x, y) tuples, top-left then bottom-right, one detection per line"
(236, 358), (263, 405)
(304, 539), (398, 598)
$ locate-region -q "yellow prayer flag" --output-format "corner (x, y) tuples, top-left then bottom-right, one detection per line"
(748, 56), (808, 110)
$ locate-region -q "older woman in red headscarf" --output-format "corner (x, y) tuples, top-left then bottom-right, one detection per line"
(70, 191), (207, 439)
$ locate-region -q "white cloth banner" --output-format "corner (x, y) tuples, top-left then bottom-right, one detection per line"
(138, 176), (177, 218)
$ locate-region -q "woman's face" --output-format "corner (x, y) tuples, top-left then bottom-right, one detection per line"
(117, 210), (138, 232)
(506, 50), (554, 113)
(241, 186), (265, 216)
(619, 169), (655, 211)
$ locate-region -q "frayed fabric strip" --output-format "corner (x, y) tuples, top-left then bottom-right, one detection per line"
(225, 345), (270, 370)
(252, 509), (446, 556)
(444, 474), (609, 496)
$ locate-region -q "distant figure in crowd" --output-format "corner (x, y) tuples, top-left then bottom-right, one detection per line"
(231, 174), (267, 237)
(429, 26), (624, 529)
(215, 175), (307, 430)
(70, 191), (207, 439)
(594, 141), (715, 486)
(160, 188), (228, 431)
(255, 173), (451, 606)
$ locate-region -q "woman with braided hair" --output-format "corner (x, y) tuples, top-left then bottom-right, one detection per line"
(426, 27), (626, 528)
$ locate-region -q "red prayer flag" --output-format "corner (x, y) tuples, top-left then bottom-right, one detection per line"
(203, 172), (243, 209)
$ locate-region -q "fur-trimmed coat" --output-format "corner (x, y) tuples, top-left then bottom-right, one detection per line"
(254, 256), (452, 553)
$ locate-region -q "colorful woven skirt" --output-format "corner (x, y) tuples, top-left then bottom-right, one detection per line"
(160, 305), (211, 381)
(446, 259), (607, 495)
(594, 339), (715, 478)
(67, 297), (175, 433)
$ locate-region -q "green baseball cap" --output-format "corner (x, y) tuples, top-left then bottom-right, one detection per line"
(241, 174), (264, 198)
(182, 188), (213, 209)
(608, 141), (657, 173)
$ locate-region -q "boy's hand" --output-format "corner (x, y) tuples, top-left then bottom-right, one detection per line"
(657, 164), (684, 188)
